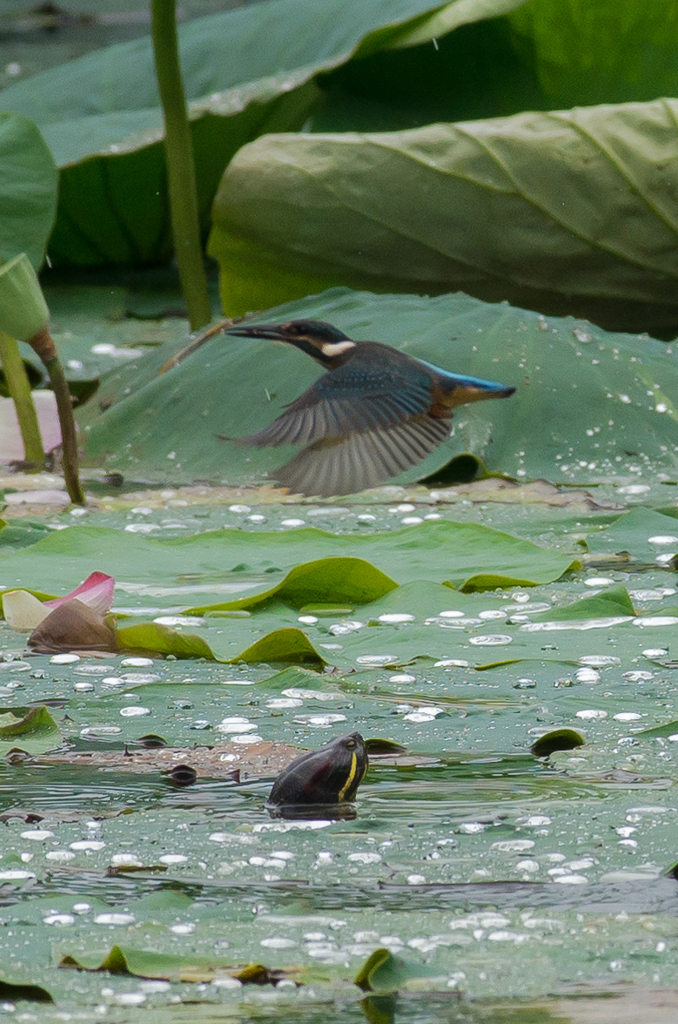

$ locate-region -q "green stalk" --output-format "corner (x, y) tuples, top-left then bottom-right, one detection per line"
(28, 328), (85, 506)
(151, 0), (211, 331)
(0, 329), (44, 464)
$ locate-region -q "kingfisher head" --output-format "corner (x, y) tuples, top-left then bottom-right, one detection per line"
(226, 319), (356, 366)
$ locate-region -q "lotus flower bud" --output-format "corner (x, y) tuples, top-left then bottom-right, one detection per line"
(0, 253), (49, 341)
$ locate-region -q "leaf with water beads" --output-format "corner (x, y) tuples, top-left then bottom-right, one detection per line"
(0, 705), (61, 756)
(633, 720), (678, 739)
(591, 508), (678, 561)
(528, 585), (636, 622)
(253, 665), (332, 692)
(0, 522), (578, 608)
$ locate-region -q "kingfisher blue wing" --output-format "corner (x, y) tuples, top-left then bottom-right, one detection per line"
(274, 413), (452, 497)
(239, 343), (434, 449)
(218, 320), (515, 497)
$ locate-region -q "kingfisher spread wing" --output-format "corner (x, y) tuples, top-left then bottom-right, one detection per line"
(225, 319), (515, 497)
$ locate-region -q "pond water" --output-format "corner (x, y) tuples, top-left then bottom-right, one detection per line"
(0, 488), (677, 1021)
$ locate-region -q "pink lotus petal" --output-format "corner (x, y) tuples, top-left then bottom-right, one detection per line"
(45, 572), (115, 614)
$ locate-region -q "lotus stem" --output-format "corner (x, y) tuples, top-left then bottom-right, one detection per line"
(0, 330), (44, 464)
(27, 327), (85, 506)
(151, 0), (211, 331)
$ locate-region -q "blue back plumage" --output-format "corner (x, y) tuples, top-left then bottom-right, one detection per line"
(415, 356), (509, 393)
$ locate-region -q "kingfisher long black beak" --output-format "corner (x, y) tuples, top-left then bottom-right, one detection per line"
(225, 324), (289, 342)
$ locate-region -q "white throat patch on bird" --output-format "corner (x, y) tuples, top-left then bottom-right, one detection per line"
(318, 339), (356, 358)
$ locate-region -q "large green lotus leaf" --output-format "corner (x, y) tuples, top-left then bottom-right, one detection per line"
(5, 0), (678, 274)
(0, 0), (523, 268)
(1, 0), (510, 127)
(508, 0), (678, 111)
(76, 288), (678, 487)
(0, 522), (575, 606)
(210, 101), (678, 333)
(0, 112), (57, 269)
(316, 0), (678, 138)
(200, 582), (657, 670)
(311, 11), (544, 136)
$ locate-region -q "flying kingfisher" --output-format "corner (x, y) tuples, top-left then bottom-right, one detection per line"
(221, 319), (515, 498)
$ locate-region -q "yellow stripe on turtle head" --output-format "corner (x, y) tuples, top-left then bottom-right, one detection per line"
(338, 752), (359, 802)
